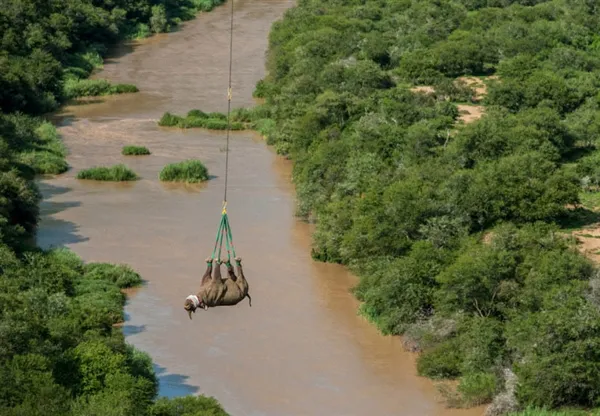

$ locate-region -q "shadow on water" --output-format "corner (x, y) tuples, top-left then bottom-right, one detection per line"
(103, 41), (137, 63)
(40, 200), (81, 216)
(122, 324), (147, 336)
(36, 182), (71, 197)
(154, 364), (200, 398)
(36, 217), (90, 247)
(36, 182), (90, 248)
(46, 114), (77, 128)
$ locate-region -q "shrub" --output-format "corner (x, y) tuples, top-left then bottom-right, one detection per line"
(253, 79), (270, 98)
(84, 263), (143, 289)
(457, 372), (498, 406)
(158, 112), (183, 126)
(202, 118), (229, 130)
(64, 78), (139, 99)
(191, 0), (226, 12)
(76, 164), (138, 181)
(18, 151), (69, 175)
(417, 338), (464, 379)
(158, 160), (209, 183)
(187, 109), (208, 118)
(150, 5), (168, 33)
(509, 408), (590, 416)
(149, 395), (229, 416)
(158, 110), (249, 130)
(109, 84), (139, 94)
(122, 145), (151, 156)
(17, 120), (69, 174)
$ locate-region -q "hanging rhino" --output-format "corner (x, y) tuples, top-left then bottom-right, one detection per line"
(184, 257), (251, 319)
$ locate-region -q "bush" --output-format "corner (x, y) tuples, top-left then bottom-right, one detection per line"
(76, 164), (138, 181)
(253, 79), (270, 98)
(202, 118), (230, 130)
(84, 263), (143, 289)
(158, 112), (184, 126)
(64, 78), (139, 99)
(158, 110), (249, 130)
(122, 145), (151, 156)
(509, 408), (590, 416)
(15, 120), (68, 175)
(191, 0), (226, 13)
(159, 160), (209, 183)
(18, 151), (69, 175)
(457, 372), (498, 406)
(417, 339), (464, 379)
(187, 109), (208, 118)
(149, 395), (229, 416)
(109, 84), (139, 94)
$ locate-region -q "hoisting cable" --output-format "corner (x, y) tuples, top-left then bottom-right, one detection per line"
(209, 0), (236, 265)
(223, 0), (235, 205)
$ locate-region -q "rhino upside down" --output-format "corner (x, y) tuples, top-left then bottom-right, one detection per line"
(184, 257), (251, 319)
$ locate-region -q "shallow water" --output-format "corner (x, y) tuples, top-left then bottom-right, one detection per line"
(37, 1), (484, 415)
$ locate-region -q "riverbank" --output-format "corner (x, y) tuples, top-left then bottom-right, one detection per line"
(251, 0), (600, 414)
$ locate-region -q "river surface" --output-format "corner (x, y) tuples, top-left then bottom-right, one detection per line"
(36, 1), (484, 415)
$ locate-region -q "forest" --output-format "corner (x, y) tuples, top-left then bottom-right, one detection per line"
(0, 0), (229, 415)
(253, 0), (600, 413)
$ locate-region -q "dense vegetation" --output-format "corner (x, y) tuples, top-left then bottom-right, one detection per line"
(0, 0), (225, 114)
(123, 145), (152, 156)
(77, 164), (139, 181)
(510, 409), (600, 416)
(159, 160), (209, 183)
(0, 0), (231, 414)
(253, 0), (600, 413)
(0, 112), (230, 415)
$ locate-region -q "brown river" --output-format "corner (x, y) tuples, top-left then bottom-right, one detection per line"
(36, 1), (484, 415)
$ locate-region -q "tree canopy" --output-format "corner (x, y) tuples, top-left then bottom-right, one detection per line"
(255, 0), (600, 412)
(0, 1), (230, 415)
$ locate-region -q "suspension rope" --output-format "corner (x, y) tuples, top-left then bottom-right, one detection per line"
(208, 0), (237, 264)
(223, 0), (235, 205)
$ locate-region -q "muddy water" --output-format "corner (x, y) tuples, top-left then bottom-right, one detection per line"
(37, 1), (484, 415)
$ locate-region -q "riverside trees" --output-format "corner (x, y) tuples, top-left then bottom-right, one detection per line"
(257, 0), (600, 411)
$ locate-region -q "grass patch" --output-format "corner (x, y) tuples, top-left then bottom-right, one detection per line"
(76, 164), (138, 181)
(122, 145), (151, 156)
(159, 160), (209, 183)
(158, 109), (248, 130)
(580, 191), (600, 210)
(64, 77), (139, 99)
(577, 233), (600, 238)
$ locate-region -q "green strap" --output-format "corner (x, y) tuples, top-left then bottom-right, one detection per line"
(209, 212), (237, 263)
(224, 214), (236, 260)
(210, 214), (226, 260)
(217, 219), (226, 262)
